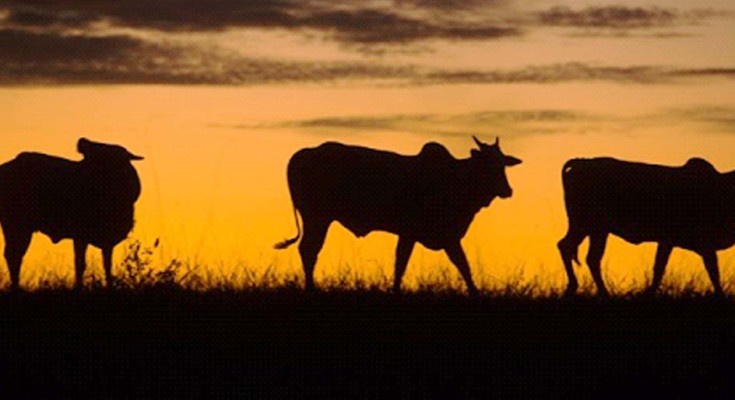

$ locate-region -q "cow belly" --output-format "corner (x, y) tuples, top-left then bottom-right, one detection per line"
(610, 218), (735, 250)
(38, 208), (134, 247)
(337, 209), (406, 238)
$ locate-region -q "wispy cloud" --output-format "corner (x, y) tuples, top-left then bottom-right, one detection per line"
(415, 63), (735, 85)
(664, 106), (735, 129)
(539, 6), (678, 29)
(231, 106), (735, 138)
(534, 5), (730, 36)
(240, 110), (592, 137)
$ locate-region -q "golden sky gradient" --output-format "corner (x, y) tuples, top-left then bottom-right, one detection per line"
(1, 0), (734, 291)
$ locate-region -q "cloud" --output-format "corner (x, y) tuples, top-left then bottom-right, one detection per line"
(0, 29), (183, 84)
(0, 32), (732, 88)
(2, 1), (729, 59)
(0, 28), (420, 85)
(0, 1), (520, 46)
(2, 8), (95, 29)
(535, 5), (730, 32)
(414, 63), (735, 85)
(393, 0), (509, 12)
(664, 106), (735, 129)
(0, 29), (138, 63)
(0, 1), (301, 32)
(245, 110), (590, 137)
(232, 107), (735, 139)
(538, 6), (677, 29)
(298, 9), (519, 44)
(289, 110), (584, 127)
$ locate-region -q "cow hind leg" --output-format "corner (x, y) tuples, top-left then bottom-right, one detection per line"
(298, 220), (329, 292)
(586, 232), (609, 296)
(393, 237), (415, 294)
(645, 244), (672, 296)
(557, 228), (585, 296)
(3, 229), (32, 291)
(700, 251), (724, 297)
(444, 241), (478, 296)
(73, 240), (88, 290)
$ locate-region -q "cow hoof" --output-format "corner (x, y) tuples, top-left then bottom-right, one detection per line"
(642, 288), (658, 298)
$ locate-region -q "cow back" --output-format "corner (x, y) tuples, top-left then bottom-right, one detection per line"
(563, 158), (733, 249)
(0, 151), (140, 246)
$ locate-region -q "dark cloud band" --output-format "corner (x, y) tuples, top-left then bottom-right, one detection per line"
(0, 0), (520, 44)
(0, 30), (731, 86)
(0, 1), (732, 86)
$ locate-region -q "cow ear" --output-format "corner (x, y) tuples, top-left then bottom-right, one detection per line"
(471, 149), (481, 158)
(127, 151), (144, 161)
(504, 155), (522, 166)
(77, 138), (91, 156)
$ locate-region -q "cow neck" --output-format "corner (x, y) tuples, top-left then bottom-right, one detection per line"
(723, 169), (735, 188)
(458, 157), (495, 210)
(80, 159), (142, 203)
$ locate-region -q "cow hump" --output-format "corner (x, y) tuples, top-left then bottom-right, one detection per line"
(418, 142), (454, 162)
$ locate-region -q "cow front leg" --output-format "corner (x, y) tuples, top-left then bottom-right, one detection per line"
(645, 244), (672, 296)
(102, 246), (114, 288)
(4, 229), (32, 291)
(700, 251), (724, 297)
(444, 242), (478, 296)
(393, 237), (415, 294)
(73, 240), (88, 290)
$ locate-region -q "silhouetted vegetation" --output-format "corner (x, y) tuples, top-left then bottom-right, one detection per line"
(1, 241), (734, 397)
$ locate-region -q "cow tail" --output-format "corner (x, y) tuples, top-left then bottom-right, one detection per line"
(562, 159), (581, 266)
(274, 204), (301, 250)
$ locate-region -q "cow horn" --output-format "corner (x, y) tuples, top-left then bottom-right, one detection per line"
(495, 137), (500, 146)
(472, 135), (483, 148)
(77, 137), (92, 155)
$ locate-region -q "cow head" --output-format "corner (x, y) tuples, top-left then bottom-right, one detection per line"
(470, 136), (521, 199)
(77, 138), (143, 163)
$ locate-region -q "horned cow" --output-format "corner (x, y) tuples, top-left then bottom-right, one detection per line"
(275, 136), (522, 294)
(0, 138), (143, 289)
(558, 157), (731, 296)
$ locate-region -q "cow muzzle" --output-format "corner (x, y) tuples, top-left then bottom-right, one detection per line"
(499, 188), (513, 199)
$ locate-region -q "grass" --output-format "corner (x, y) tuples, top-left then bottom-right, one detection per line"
(1, 239), (735, 397)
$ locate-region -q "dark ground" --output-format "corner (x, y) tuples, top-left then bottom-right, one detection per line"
(0, 289), (734, 398)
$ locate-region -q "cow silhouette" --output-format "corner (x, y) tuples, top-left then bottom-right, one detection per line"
(275, 136), (522, 294)
(0, 138), (143, 290)
(558, 157), (730, 296)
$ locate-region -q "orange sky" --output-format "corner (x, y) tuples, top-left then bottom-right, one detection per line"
(1, 1), (734, 292)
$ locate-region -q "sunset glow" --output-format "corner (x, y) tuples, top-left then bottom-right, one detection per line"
(1, 0), (734, 292)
